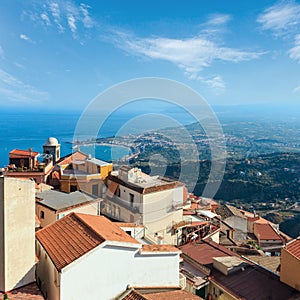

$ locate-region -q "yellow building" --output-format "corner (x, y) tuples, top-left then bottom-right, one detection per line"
(50, 151), (112, 196)
(280, 237), (300, 291)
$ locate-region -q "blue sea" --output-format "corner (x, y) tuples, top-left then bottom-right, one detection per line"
(0, 103), (196, 167)
(0, 112), (131, 167)
(1, 103), (299, 167)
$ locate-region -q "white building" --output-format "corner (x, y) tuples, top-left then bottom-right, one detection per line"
(36, 213), (181, 300)
(101, 166), (186, 244)
(0, 176), (36, 293)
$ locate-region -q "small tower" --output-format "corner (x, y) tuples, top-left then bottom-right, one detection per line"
(43, 137), (60, 164)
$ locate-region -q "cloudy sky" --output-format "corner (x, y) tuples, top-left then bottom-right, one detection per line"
(1, 0), (300, 111)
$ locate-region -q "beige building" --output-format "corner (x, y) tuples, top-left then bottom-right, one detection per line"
(102, 166), (186, 244)
(50, 151), (112, 196)
(36, 189), (101, 228)
(280, 237), (300, 291)
(0, 176), (36, 293)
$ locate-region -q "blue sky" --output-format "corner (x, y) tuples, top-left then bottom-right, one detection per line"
(1, 0), (300, 111)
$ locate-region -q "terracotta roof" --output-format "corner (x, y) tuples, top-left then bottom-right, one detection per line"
(180, 240), (236, 267)
(254, 223), (282, 241)
(9, 149), (39, 157)
(0, 282), (44, 299)
(146, 290), (203, 300)
(36, 213), (139, 271)
(121, 290), (148, 300)
(75, 214), (140, 245)
(141, 245), (180, 253)
(285, 237), (300, 259)
(56, 151), (87, 166)
(248, 216), (269, 224)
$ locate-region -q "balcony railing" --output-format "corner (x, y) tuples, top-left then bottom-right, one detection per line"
(105, 195), (142, 214)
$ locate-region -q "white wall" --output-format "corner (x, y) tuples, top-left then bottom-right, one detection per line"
(59, 243), (180, 300)
(36, 241), (60, 300)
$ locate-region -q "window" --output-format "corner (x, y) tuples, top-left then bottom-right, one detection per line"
(129, 193), (134, 207)
(40, 211), (45, 219)
(70, 185), (77, 192)
(97, 166), (100, 173)
(92, 184), (99, 196)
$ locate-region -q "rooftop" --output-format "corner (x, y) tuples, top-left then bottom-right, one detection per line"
(56, 151), (87, 166)
(9, 149), (39, 158)
(210, 263), (300, 300)
(285, 237), (300, 259)
(0, 282), (44, 299)
(87, 157), (111, 166)
(121, 288), (202, 300)
(145, 290), (202, 300)
(36, 213), (140, 271)
(254, 223), (282, 241)
(44, 137), (59, 146)
(180, 240), (236, 267)
(108, 173), (183, 195)
(214, 204), (245, 219)
(244, 255), (280, 274)
(36, 190), (99, 212)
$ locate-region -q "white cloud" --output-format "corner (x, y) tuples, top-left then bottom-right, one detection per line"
(19, 34), (35, 43)
(20, 34), (30, 41)
(110, 30), (264, 86)
(289, 34), (300, 62)
(202, 75), (226, 90)
(40, 13), (51, 26)
(206, 14), (231, 26)
(67, 14), (76, 33)
(0, 68), (48, 103)
(80, 3), (94, 28)
(257, 1), (300, 35)
(37, 1), (95, 36)
(49, 2), (64, 32)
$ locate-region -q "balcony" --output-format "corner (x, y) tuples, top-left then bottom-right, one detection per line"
(104, 194), (142, 214)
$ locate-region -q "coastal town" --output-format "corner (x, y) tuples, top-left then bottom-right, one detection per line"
(0, 137), (299, 300)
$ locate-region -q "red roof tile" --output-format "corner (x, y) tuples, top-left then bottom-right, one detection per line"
(286, 237), (300, 259)
(0, 282), (44, 299)
(9, 149), (39, 157)
(254, 223), (282, 241)
(57, 151), (87, 166)
(75, 214), (140, 245)
(122, 290), (148, 300)
(36, 213), (139, 271)
(146, 290), (203, 300)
